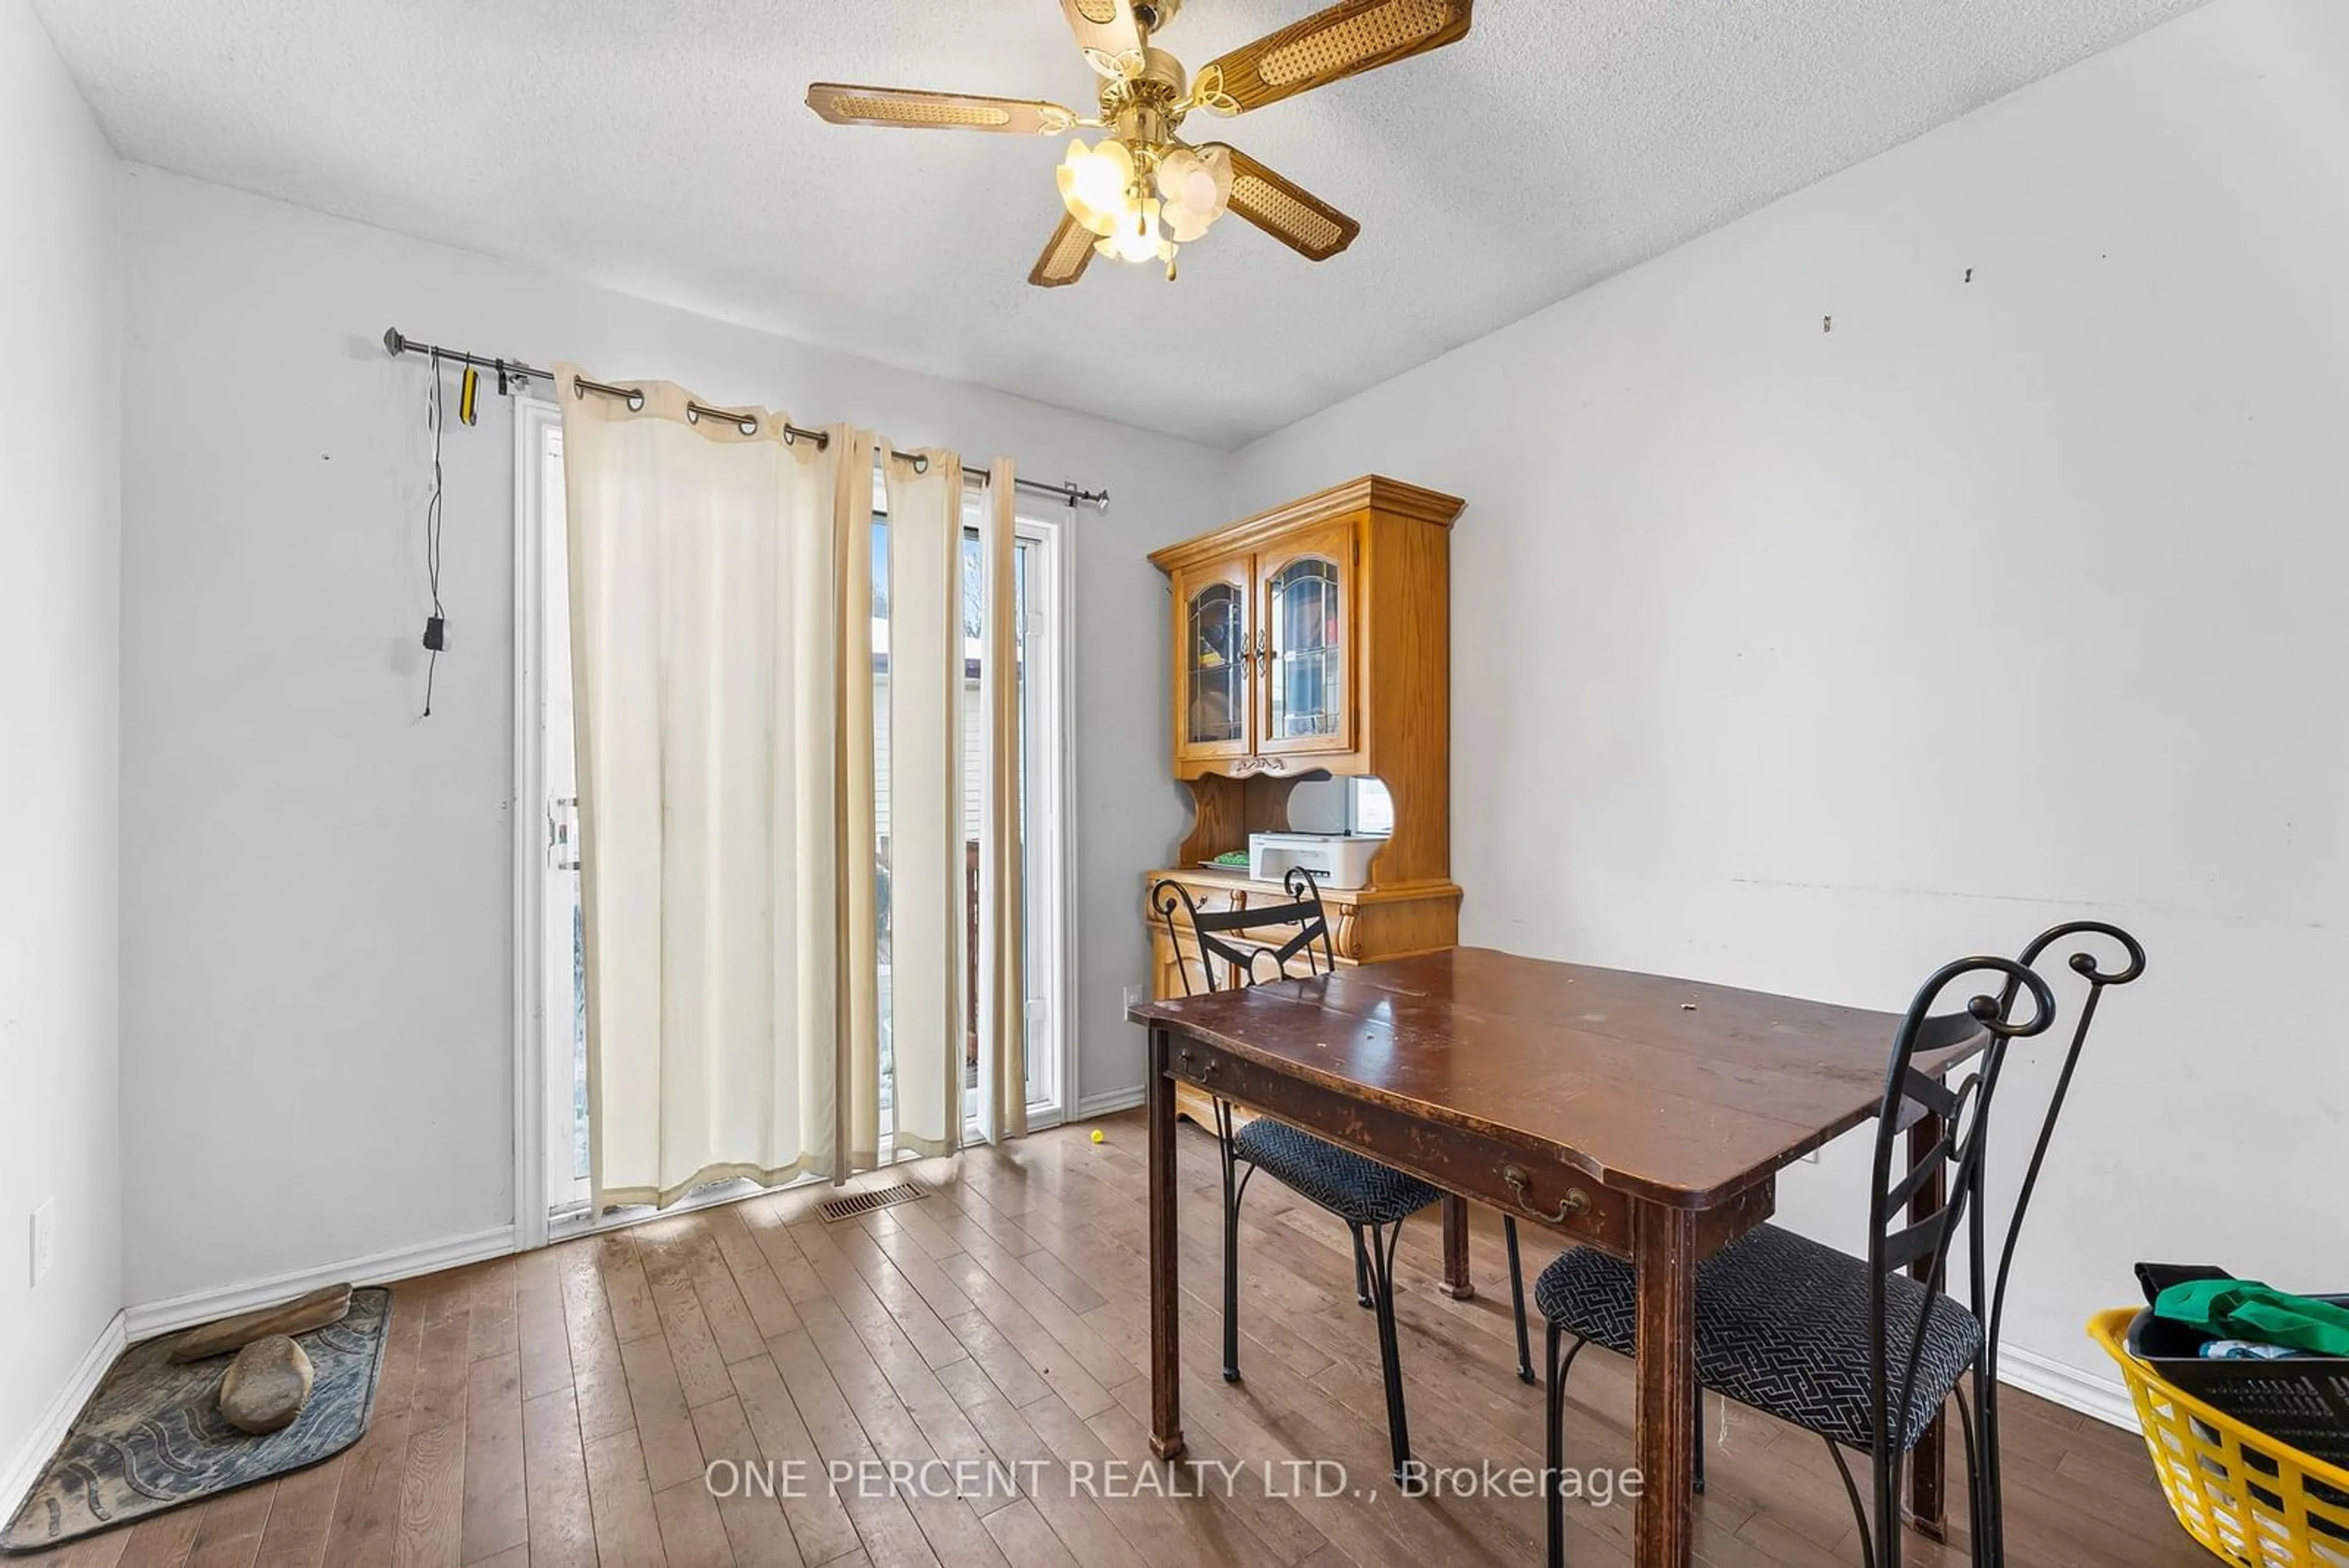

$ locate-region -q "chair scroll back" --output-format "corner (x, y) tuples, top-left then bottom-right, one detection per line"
(1970, 921), (2145, 1564)
(1861, 921), (2143, 1556)
(1151, 867), (1338, 996)
(1863, 954), (2055, 1480)
(1981, 923), (2147, 1373)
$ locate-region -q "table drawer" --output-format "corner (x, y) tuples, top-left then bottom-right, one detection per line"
(1165, 1036), (1635, 1255)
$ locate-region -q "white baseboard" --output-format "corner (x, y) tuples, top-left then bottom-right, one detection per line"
(123, 1224), (516, 1343)
(2, 1310), (128, 1528)
(1074, 1084), (1146, 1119)
(2000, 1342), (2140, 1432)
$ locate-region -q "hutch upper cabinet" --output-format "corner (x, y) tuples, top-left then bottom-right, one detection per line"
(1170, 517), (1358, 766)
(1145, 475), (1466, 1014)
(1156, 475), (1458, 790)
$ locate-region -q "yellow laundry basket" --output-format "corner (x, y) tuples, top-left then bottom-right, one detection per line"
(2093, 1307), (2349, 1567)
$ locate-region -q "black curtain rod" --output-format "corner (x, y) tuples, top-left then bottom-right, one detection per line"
(382, 329), (1111, 512)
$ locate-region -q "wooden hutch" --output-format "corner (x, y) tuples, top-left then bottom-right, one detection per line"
(1144, 475), (1466, 1124)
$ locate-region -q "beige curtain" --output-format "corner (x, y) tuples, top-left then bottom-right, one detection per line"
(559, 365), (878, 1209)
(978, 460), (1028, 1142)
(881, 445), (968, 1157)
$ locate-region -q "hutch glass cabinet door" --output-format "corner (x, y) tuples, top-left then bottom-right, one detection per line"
(1258, 520), (1356, 756)
(1170, 557), (1253, 764)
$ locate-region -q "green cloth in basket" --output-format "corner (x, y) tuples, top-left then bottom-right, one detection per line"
(2156, 1279), (2349, 1356)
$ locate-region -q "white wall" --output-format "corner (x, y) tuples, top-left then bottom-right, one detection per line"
(117, 167), (1217, 1306)
(0, 0), (121, 1493)
(1231, 0), (2349, 1391)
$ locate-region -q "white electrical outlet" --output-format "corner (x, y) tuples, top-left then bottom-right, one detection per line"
(30, 1198), (56, 1287)
(1123, 983), (1148, 1010)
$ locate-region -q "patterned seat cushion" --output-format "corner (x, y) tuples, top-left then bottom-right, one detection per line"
(1231, 1118), (1441, 1226)
(1533, 1224), (1983, 1453)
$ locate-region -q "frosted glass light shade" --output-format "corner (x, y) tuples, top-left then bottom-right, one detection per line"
(1057, 139), (1138, 238)
(1155, 146), (1231, 244)
(1094, 197), (1173, 265)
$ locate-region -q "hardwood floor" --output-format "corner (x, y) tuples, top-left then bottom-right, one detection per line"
(16, 1113), (2207, 1568)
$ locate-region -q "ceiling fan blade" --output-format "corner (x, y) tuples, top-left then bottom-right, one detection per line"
(1200, 0), (1471, 115)
(1029, 212), (1098, 288)
(1211, 146), (1360, 261)
(806, 83), (1074, 135)
(1059, 0), (1144, 58)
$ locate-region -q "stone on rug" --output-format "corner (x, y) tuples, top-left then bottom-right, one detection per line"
(217, 1335), (314, 1435)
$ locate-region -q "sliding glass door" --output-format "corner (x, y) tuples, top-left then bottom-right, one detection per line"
(528, 416), (591, 1221)
(520, 409), (1070, 1232)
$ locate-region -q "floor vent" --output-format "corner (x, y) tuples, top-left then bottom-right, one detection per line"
(817, 1181), (927, 1224)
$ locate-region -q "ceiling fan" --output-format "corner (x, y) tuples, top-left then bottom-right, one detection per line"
(806, 0), (1472, 286)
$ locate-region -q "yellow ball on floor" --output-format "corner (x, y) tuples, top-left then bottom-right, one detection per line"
(1090, 1129), (1105, 1143)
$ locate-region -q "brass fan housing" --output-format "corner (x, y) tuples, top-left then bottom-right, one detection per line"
(1104, 49), (1189, 149)
(1128, 47), (1188, 103)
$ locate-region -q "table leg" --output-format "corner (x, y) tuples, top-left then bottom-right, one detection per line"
(1438, 1195), (1475, 1299)
(1905, 1109), (1948, 1540)
(1633, 1200), (1698, 1568)
(1148, 1025), (1187, 1462)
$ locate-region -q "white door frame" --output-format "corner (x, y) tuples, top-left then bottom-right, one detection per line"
(511, 397), (562, 1251)
(1009, 508), (1078, 1127)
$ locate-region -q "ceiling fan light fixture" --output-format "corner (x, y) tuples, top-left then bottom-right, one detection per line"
(1057, 138), (1138, 237)
(806, 0), (1477, 288)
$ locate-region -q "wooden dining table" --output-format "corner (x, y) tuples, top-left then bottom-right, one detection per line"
(1128, 945), (1986, 1568)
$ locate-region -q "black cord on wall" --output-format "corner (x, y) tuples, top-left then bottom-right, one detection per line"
(421, 352), (448, 718)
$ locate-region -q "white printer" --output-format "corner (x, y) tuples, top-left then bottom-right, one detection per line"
(1248, 831), (1384, 891)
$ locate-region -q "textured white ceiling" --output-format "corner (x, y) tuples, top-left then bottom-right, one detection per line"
(35, 0), (2203, 447)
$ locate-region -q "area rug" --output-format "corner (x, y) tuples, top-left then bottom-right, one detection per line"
(1, 1287), (391, 1554)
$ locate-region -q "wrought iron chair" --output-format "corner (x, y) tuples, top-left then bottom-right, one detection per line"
(1529, 921), (2143, 1568)
(1152, 869), (1537, 1483)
